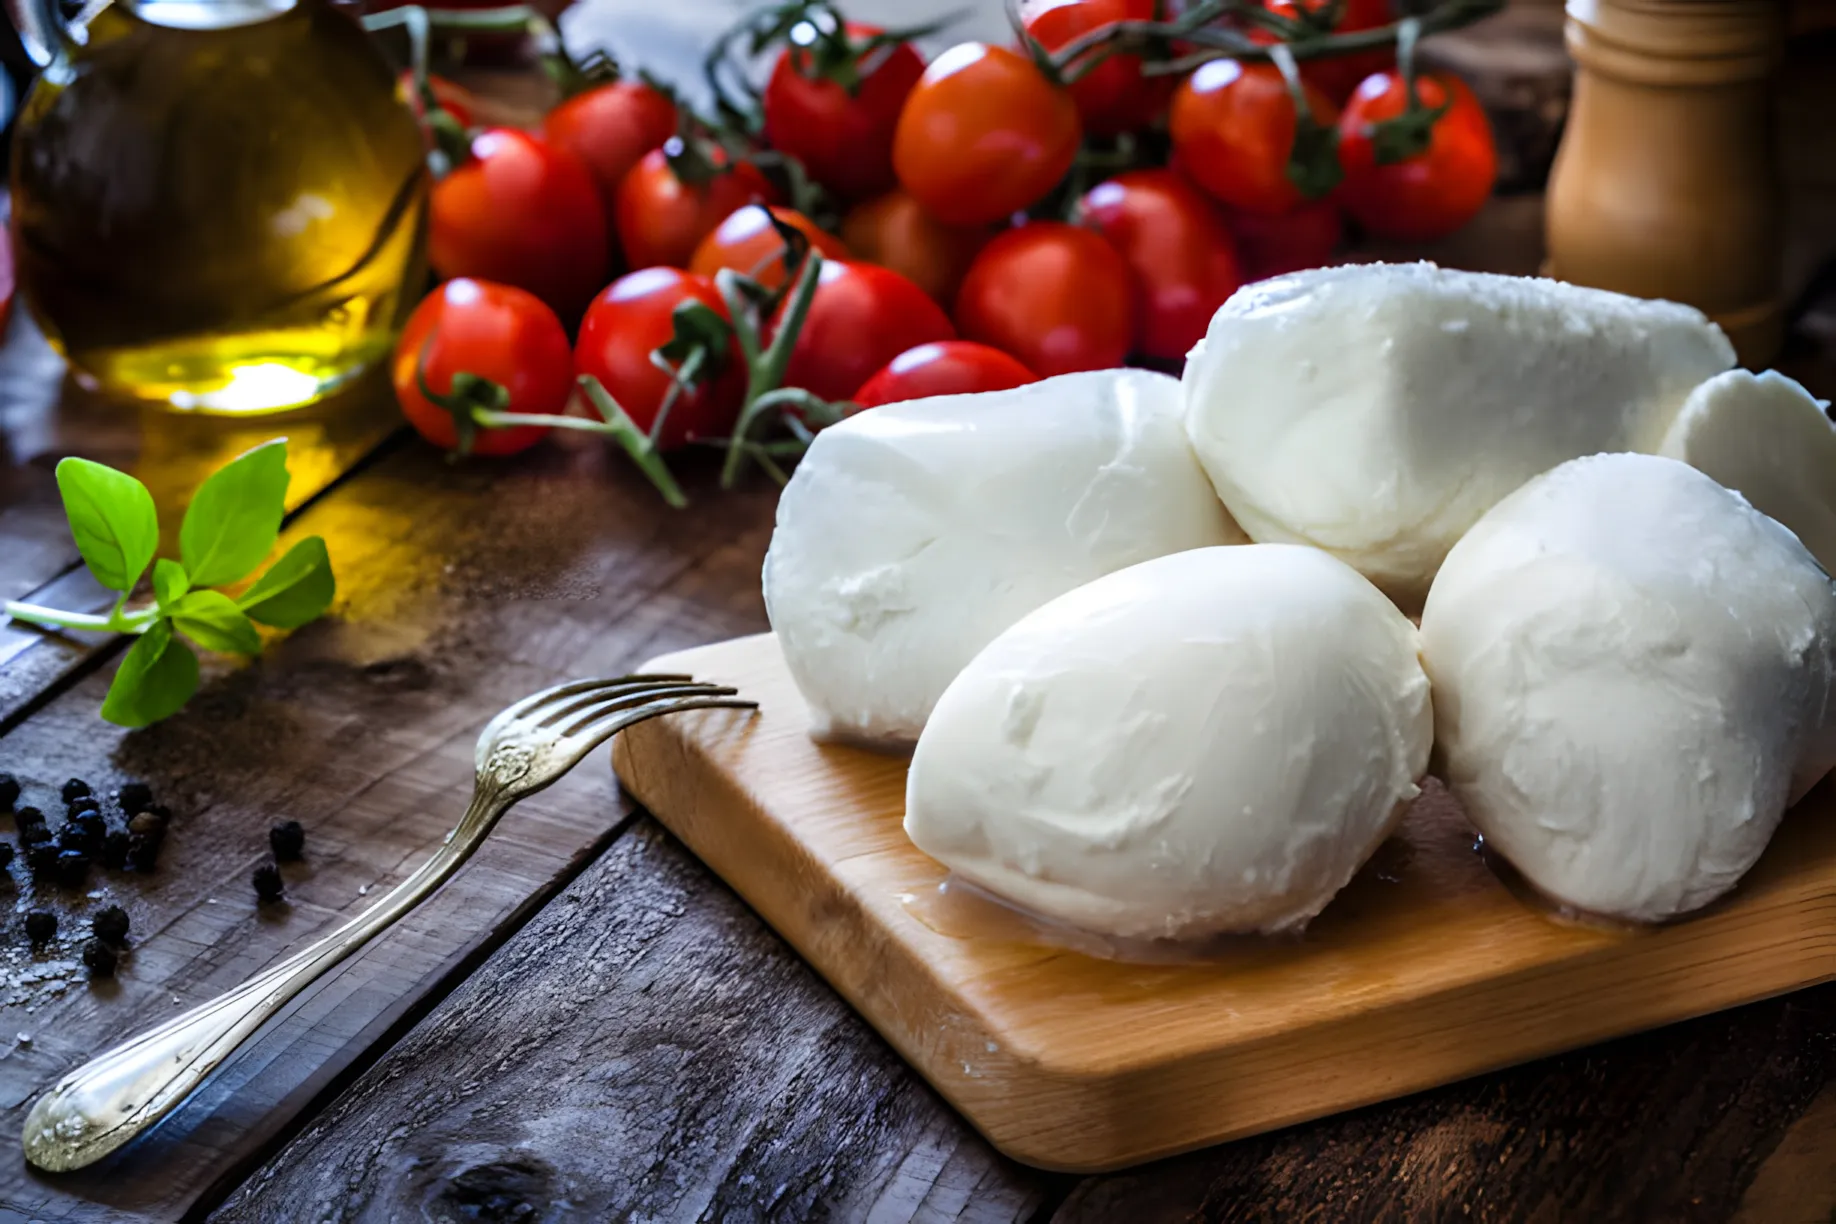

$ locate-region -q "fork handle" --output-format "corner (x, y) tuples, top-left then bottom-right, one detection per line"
(21, 788), (513, 1172)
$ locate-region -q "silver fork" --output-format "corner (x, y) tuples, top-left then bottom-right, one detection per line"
(21, 674), (754, 1172)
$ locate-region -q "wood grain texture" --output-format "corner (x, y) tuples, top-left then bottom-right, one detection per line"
(1734, 1075), (1836, 1223)
(210, 819), (1056, 1224)
(0, 439), (778, 1220)
(1053, 981), (1836, 1222)
(611, 634), (1836, 1174)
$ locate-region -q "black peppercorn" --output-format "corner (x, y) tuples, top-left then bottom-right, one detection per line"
(25, 843), (57, 875)
(65, 795), (100, 819)
(15, 806), (46, 832)
(81, 938), (117, 977)
(100, 830), (131, 870)
(128, 811), (167, 838)
(115, 782), (153, 815)
(127, 833), (161, 873)
(60, 779), (91, 804)
(23, 910), (54, 944)
(269, 820), (305, 862)
(56, 849), (89, 887)
(252, 862), (284, 903)
(0, 774), (17, 811)
(0, 842), (13, 871)
(19, 823), (51, 849)
(92, 905), (129, 945)
(56, 826), (96, 857)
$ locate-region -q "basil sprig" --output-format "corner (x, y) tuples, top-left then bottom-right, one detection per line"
(4, 439), (336, 727)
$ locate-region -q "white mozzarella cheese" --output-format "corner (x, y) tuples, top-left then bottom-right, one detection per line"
(1182, 262), (1735, 607)
(763, 369), (1245, 747)
(904, 544), (1432, 940)
(1658, 368), (1836, 576)
(1420, 453), (1836, 924)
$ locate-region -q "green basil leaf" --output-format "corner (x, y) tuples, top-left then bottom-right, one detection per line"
(180, 439), (290, 588)
(55, 458), (158, 594)
(171, 589), (262, 655)
(152, 558), (190, 610)
(238, 536), (335, 629)
(100, 620), (199, 728)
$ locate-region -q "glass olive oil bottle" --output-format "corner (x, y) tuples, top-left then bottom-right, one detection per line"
(9, 0), (429, 413)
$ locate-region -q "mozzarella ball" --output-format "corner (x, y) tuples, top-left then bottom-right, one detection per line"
(763, 369), (1245, 747)
(1182, 262), (1735, 608)
(1421, 453), (1836, 924)
(1658, 369), (1836, 577)
(904, 545), (1432, 940)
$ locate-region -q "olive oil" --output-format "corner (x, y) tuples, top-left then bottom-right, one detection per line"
(10, 0), (429, 414)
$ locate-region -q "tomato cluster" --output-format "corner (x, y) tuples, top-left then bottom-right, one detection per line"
(390, 0), (1499, 495)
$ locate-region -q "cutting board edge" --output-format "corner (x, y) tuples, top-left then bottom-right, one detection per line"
(612, 633), (1836, 1172)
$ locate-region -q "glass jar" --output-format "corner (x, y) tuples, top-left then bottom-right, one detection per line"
(8, 0), (429, 413)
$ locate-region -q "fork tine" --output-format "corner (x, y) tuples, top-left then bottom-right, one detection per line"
(501, 674), (692, 724)
(535, 681), (735, 730)
(551, 684), (742, 735)
(565, 694), (757, 742)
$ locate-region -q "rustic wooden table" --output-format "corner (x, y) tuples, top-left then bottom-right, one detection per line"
(3, 9), (1836, 1219)
(0, 205), (1830, 1224)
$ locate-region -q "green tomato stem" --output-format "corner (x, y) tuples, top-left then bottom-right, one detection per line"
(647, 346), (708, 449)
(1121, 0), (1505, 76)
(577, 377), (690, 509)
(473, 410), (612, 432)
(720, 250), (825, 489)
(361, 4), (534, 33)
(716, 268), (765, 370)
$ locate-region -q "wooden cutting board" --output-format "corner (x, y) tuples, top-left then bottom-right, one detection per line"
(610, 633), (1836, 1174)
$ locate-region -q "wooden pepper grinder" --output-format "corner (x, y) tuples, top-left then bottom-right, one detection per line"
(1545, 0), (1786, 366)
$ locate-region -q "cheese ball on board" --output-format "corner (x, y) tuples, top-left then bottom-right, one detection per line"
(764, 369), (1245, 747)
(905, 544), (1432, 940)
(1182, 263), (1735, 608)
(1421, 453), (1836, 924)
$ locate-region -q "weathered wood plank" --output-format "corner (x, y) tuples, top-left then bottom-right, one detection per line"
(1049, 983), (1836, 1222)
(0, 312), (402, 728)
(1734, 1078), (1836, 1223)
(209, 818), (1058, 1224)
(0, 437), (778, 1220)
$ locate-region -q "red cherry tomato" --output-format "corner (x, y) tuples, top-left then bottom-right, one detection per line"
(1223, 198), (1343, 281)
(689, 205), (850, 290)
(763, 23), (926, 201)
(1254, 0), (1394, 104)
(392, 279), (574, 457)
(575, 267), (745, 451)
(615, 144), (777, 270)
(429, 128), (610, 318)
(851, 341), (1037, 411)
(397, 70), (476, 130)
(1021, 0), (1172, 135)
(1337, 70), (1498, 241)
(543, 81), (678, 215)
(1170, 60), (1337, 217)
(954, 222), (1133, 377)
(840, 190), (989, 307)
(777, 261), (957, 403)
(893, 43), (1081, 227)
(1081, 169), (1243, 361)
